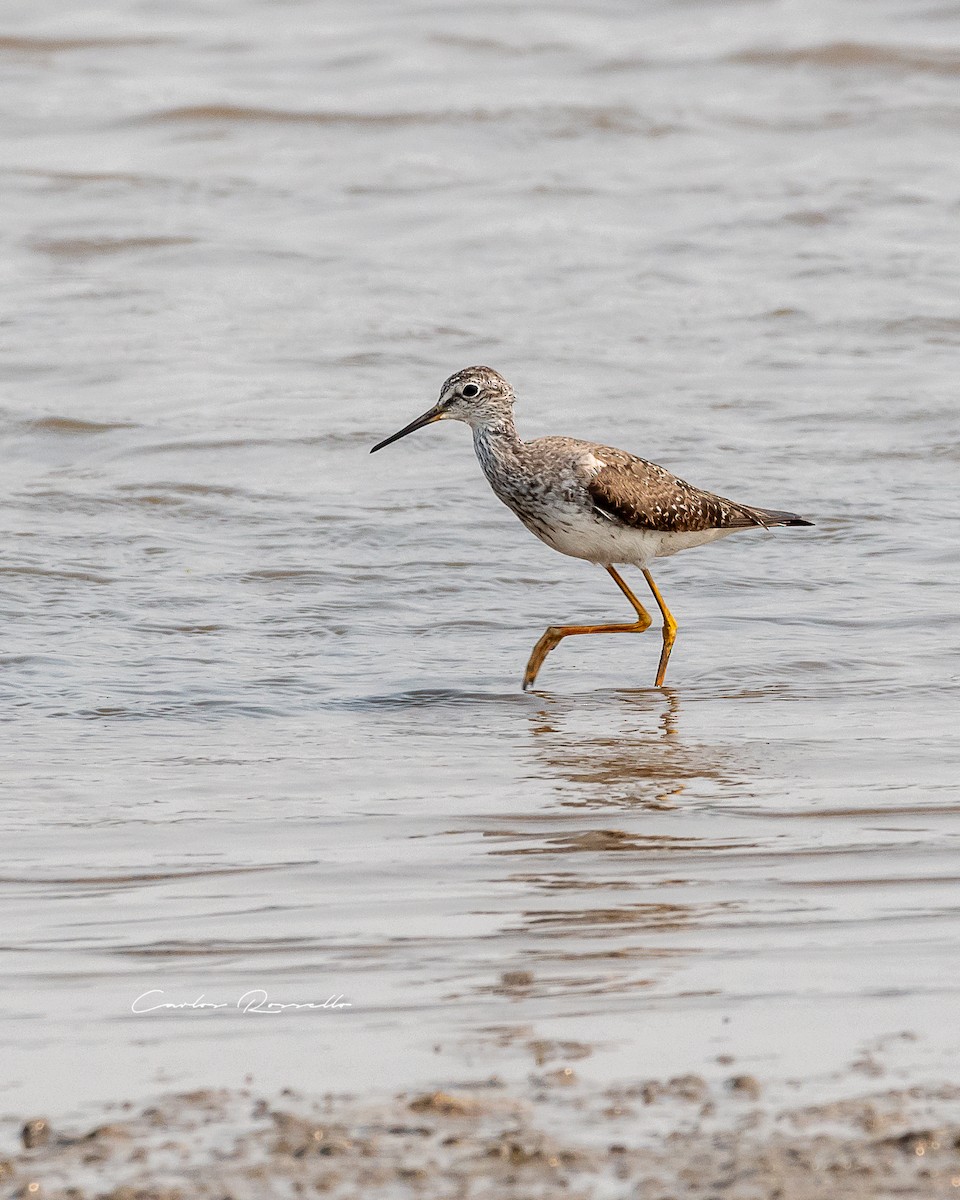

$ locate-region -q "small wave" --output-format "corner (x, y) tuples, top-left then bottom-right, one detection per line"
(133, 623), (225, 635)
(117, 935), (320, 958)
(0, 565), (113, 583)
(336, 687), (527, 711)
(17, 168), (176, 191)
(115, 481), (259, 499)
(31, 236), (195, 259)
(133, 104), (468, 128)
(129, 102), (649, 135)
(729, 41), (960, 75)
(25, 416), (136, 434)
(759, 307), (807, 320)
(430, 33), (570, 55)
(0, 862), (301, 887)
(124, 431), (376, 456)
(883, 315), (960, 339)
(72, 699), (290, 719)
(0, 34), (173, 52)
(485, 829), (751, 856)
(242, 569), (326, 582)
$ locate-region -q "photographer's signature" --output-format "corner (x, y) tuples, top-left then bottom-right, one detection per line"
(131, 989), (350, 1014)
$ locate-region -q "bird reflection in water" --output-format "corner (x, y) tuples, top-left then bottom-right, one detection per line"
(473, 689), (754, 1010)
(525, 688), (735, 812)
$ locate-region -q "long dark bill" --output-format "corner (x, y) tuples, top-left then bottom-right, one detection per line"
(369, 405), (444, 453)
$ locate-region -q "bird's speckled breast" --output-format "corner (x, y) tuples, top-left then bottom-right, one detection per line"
(474, 426), (581, 528)
(471, 427), (665, 566)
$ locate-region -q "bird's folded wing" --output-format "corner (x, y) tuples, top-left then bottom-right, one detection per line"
(586, 454), (763, 533)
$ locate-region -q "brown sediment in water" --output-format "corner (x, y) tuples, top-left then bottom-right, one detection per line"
(30, 236), (195, 259)
(6, 1077), (960, 1199)
(0, 35), (174, 52)
(728, 41), (960, 74)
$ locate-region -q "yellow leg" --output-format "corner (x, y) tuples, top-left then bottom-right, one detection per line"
(522, 566), (653, 691)
(642, 569), (678, 687)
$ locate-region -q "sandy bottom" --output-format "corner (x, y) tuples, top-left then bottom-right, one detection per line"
(6, 1071), (960, 1200)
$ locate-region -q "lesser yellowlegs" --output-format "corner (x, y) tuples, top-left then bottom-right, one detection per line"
(370, 366), (813, 689)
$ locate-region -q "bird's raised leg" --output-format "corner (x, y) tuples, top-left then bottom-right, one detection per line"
(522, 565), (653, 691)
(642, 569), (678, 687)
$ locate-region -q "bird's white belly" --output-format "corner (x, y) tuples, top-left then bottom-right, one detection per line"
(656, 527), (739, 556)
(517, 503), (663, 567)
(516, 503), (740, 566)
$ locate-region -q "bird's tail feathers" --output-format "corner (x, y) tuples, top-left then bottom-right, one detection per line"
(746, 506), (814, 529)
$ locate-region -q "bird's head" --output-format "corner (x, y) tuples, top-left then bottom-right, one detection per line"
(370, 366), (515, 453)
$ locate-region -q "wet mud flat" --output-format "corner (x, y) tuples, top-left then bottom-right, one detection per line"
(6, 1073), (960, 1200)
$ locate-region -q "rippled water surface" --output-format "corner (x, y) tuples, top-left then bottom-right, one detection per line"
(3, 0), (960, 1116)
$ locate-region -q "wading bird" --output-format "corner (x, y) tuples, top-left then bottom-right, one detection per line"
(371, 366), (812, 689)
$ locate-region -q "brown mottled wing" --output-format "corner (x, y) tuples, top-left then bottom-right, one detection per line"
(585, 447), (775, 532)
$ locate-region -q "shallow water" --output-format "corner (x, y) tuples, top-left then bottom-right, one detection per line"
(2, 0), (960, 1121)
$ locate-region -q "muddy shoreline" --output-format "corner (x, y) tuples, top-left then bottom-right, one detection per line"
(6, 1072), (960, 1199)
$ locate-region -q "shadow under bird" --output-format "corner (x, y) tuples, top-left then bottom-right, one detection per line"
(370, 366), (813, 690)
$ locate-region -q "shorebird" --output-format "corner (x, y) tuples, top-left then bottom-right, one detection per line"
(370, 366), (812, 690)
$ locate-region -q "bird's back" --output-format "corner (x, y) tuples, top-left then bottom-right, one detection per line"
(527, 436), (810, 533)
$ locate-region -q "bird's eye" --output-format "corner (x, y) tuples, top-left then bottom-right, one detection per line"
(461, 383), (480, 398)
